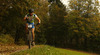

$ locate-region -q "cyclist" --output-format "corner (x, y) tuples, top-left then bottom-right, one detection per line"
(24, 8), (41, 44)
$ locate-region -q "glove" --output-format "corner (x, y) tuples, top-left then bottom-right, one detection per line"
(37, 22), (40, 25)
(26, 17), (29, 20)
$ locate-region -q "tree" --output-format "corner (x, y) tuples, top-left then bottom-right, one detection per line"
(0, 0), (49, 44)
(64, 0), (100, 51)
(46, 0), (67, 47)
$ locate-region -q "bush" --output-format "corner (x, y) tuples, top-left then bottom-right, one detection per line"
(17, 38), (26, 45)
(0, 34), (14, 44)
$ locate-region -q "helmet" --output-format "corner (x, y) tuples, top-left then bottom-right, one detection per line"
(29, 8), (34, 13)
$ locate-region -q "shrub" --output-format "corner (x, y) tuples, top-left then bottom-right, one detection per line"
(0, 34), (14, 44)
(17, 38), (26, 45)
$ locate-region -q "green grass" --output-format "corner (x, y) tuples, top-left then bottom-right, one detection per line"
(11, 45), (91, 55)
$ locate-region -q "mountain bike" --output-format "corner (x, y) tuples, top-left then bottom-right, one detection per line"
(27, 23), (39, 49)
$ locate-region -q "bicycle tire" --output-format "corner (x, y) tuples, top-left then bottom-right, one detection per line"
(28, 40), (31, 49)
(28, 29), (33, 49)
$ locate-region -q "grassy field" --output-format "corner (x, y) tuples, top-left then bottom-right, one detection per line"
(11, 45), (96, 55)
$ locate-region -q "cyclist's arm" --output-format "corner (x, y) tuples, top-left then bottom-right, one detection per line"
(24, 15), (28, 21)
(36, 17), (41, 23)
(24, 17), (27, 21)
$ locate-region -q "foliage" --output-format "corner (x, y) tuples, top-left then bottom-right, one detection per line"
(0, 34), (14, 44)
(0, 0), (49, 44)
(0, 0), (100, 53)
(45, 0), (67, 46)
(63, 0), (100, 53)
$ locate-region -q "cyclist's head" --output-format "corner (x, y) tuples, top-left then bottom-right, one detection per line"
(29, 8), (34, 15)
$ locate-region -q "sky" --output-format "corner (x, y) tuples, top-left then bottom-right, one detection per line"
(61, 0), (100, 6)
(61, 0), (69, 7)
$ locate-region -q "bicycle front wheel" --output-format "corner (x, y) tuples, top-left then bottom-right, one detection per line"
(28, 40), (31, 49)
(28, 29), (33, 49)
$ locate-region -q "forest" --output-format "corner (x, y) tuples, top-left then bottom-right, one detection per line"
(0, 0), (100, 53)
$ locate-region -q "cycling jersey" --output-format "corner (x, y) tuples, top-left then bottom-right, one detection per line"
(25, 13), (38, 23)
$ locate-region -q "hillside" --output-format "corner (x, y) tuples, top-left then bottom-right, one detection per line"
(11, 45), (97, 55)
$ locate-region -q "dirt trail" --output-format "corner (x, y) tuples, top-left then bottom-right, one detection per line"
(0, 45), (28, 55)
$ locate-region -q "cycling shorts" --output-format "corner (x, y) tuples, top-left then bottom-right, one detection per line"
(27, 22), (35, 28)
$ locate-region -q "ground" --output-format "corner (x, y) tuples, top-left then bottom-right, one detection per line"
(0, 45), (99, 55)
(0, 45), (28, 55)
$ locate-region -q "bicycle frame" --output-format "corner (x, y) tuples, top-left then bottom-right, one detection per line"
(27, 24), (33, 49)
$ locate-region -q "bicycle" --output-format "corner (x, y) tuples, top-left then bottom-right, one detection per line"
(27, 23), (39, 49)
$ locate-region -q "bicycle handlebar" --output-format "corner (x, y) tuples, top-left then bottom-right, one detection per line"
(34, 23), (40, 26)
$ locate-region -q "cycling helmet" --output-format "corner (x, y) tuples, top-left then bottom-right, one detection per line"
(29, 8), (34, 13)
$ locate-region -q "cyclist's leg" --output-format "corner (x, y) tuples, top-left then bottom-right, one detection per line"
(32, 28), (35, 46)
(32, 28), (35, 41)
(25, 23), (28, 33)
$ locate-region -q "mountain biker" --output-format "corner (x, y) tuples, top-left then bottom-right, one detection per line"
(24, 8), (41, 44)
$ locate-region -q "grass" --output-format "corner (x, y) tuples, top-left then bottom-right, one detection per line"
(11, 45), (92, 55)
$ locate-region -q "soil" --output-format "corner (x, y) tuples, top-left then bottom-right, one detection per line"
(0, 45), (28, 55)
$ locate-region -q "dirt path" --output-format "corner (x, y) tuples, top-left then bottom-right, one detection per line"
(0, 45), (28, 55)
